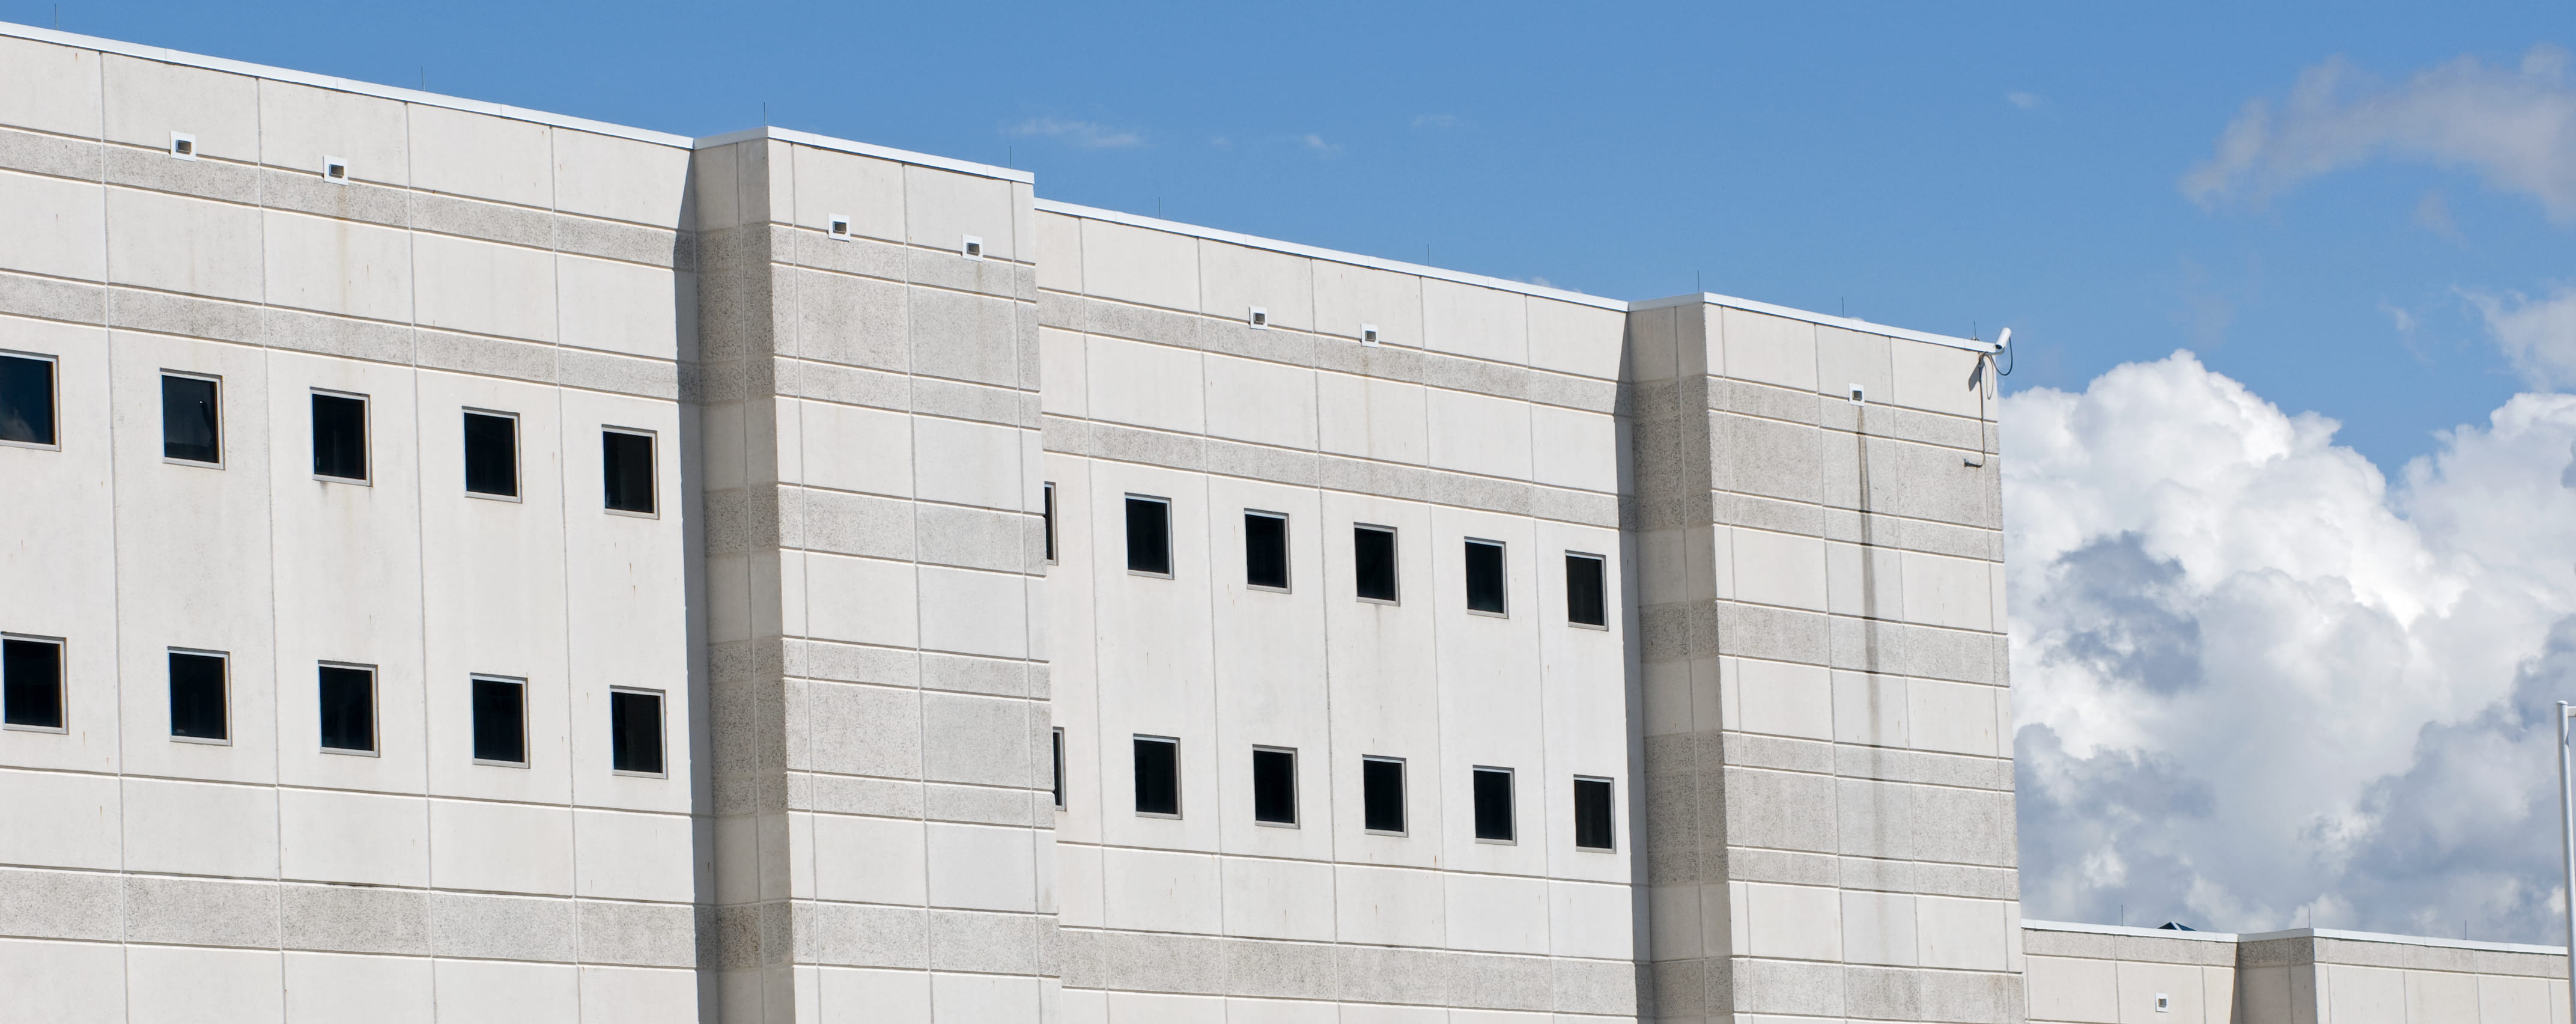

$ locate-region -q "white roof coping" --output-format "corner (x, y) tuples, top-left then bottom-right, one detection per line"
(2025, 919), (2568, 956)
(1629, 291), (1998, 354)
(0, 21), (692, 148)
(0, 22), (1030, 184)
(693, 126), (1029, 183)
(1033, 199), (1632, 312)
(2022, 919), (2242, 943)
(2238, 927), (2566, 957)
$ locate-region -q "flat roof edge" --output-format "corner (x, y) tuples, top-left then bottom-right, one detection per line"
(1033, 199), (1631, 312)
(694, 126), (1033, 183)
(0, 21), (696, 148)
(2025, 919), (2568, 955)
(2021, 919), (2241, 943)
(1630, 291), (1999, 354)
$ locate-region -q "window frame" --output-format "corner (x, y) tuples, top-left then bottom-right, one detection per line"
(1124, 493), (1173, 579)
(1, 633), (67, 733)
(158, 370), (223, 468)
(1251, 745), (1299, 827)
(601, 426), (659, 518)
(1132, 734), (1182, 818)
(1361, 754), (1407, 836)
(166, 647), (231, 745)
(309, 389), (372, 484)
(316, 662), (381, 756)
(462, 408), (523, 502)
(1463, 538), (1509, 617)
(1051, 727), (1067, 810)
(470, 674), (531, 767)
(1353, 524), (1400, 605)
(1244, 510), (1290, 593)
(1041, 482), (1058, 565)
(0, 349), (60, 452)
(1472, 764), (1517, 844)
(1573, 775), (1617, 852)
(609, 686), (669, 777)
(1564, 550), (1609, 630)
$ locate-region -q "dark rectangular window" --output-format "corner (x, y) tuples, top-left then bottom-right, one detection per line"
(1042, 483), (1057, 564)
(603, 429), (655, 514)
(0, 353), (56, 446)
(1126, 495), (1171, 576)
(1, 637), (64, 730)
(1133, 735), (1180, 815)
(1252, 746), (1296, 825)
(1362, 756), (1405, 834)
(1574, 776), (1615, 850)
(160, 374), (220, 463)
(472, 677), (527, 765)
(168, 651), (228, 742)
(318, 665), (377, 752)
(1465, 539), (1507, 615)
(1245, 511), (1288, 590)
(1353, 525), (1398, 602)
(610, 688), (666, 775)
(311, 392), (368, 481)
(1051, 727), (1066, 809)
(1566, 552), (1606, 627)
(464, 412), (519, 498)
(1473, 766), (1516, 842)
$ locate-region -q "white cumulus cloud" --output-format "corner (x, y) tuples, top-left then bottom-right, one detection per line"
(2181, 46), (2576, 221)
(2467, 285), (2576, 390)
(2006, 352), (2576, 939)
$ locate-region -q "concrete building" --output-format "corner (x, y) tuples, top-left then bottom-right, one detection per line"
(0, 20), (2559, 1024)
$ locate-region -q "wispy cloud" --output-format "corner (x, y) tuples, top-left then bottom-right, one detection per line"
(1301, 133), (1343, 156)
(1006, 117), (1144, 150)
(1412, 113), (1462, 129)
(2007, 91), (2044, 110)
(2465, 285), (2576, 389)
(2182, 46), (2576, 221)
(2414, 189), (2465, 243)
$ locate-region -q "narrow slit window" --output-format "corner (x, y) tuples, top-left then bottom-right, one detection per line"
(1051, 727), (1067, 810)
(0, 353), (58, 447)
(160, 374), (220, 464)
(311, 392), (368, 481)
(1126, 495), (1171, 576)
(1473, 766), (1515, 842)
(1361, 756), (1405, 834)
(1566, 552), (1607, 627)
(1465, 539), (1507, 615)
(168, 650), (228, 742)
(610, 688), (666, 775)
(1, 636), (64, 730)
(464, 411), (520, 498)
(1353, 525), (1398, 603)
(1133, 735), (1180, 816)
(1244, 511), (1289, 591)
(472, 677), (527, 766)
(317, 665), (377, 753)
(1042, 483), (1057, 564)
(1252, 746), (1296, 825)
(603, 429), (656, 514)
(1573, 776), (1615, 851)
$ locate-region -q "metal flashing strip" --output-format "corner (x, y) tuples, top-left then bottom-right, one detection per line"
(0, 21), (694, 148)
(692, 126), (1029, 183)
(1629, 291), (1998, 354)
(2235, 927), (2566, 957)
(1033, 199), (1632, 313)
(2021, 919), (2242, 944)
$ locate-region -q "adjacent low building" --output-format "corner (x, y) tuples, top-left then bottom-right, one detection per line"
(0, 20), (2557, 1024)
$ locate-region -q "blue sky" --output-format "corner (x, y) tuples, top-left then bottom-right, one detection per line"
(13, 0), (2566, 467)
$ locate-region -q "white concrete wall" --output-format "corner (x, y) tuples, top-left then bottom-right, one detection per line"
(0, 30), (704, 1024)
(1038, 207), (1642, 1021)
(2025, 922), (2574, 1024)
